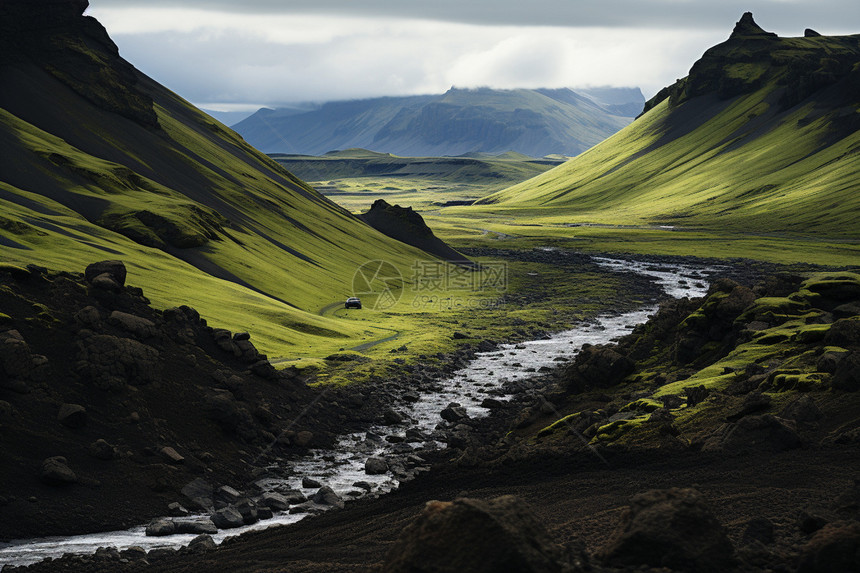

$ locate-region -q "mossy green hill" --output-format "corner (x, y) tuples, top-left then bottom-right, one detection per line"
(473, 14), (860, 250)
(0, 0), (439, 357)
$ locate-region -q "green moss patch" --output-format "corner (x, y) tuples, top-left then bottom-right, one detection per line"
(591, 414), (651, 444)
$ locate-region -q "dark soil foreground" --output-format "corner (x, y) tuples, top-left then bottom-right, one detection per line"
(16, 445), (859, 572)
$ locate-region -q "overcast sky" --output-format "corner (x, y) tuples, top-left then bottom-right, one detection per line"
(87, 1), (858, 112)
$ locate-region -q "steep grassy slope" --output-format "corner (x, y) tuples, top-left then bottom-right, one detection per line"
(475, 15), (860, 242)
(234, 88), (641, 157)
(0, 0), (439, 357)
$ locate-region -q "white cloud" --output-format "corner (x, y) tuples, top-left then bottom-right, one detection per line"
(85, 3), (854, 108)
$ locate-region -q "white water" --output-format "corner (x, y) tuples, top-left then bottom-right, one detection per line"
(0, 257), (717, 568)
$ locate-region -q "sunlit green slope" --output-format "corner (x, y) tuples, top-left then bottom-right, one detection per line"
(0, 0), (433, 356)
(476, 15), (860, 239)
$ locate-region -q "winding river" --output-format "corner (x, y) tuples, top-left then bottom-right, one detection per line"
(0, 256), (718, 568)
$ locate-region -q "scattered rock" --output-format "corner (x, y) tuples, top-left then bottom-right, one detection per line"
(94, 546), (120, 561)
(564, 345), (634, 392)
(440, 404), (469, 423)
(57, 403), (87, 428)
(109, 310), (157, 339)
(187, 534), (217, 553)
(383, 408), (405, 425)
(174, 517), (218, 535)
(294, 430), (314, 447)
(211, 506), (244, 529)
(704, 414), (801, 453)
(121, 546), (147, 561)
(312, 486), (344, 509)
(725, 392), (771, 421)
(302, 477), (322, 489)
(160, 446), (185, 464)
(88, 439), (115, 460)
(832, 352), (860, 391)
(685, 385), (710, 407)
(258, 492), (290, 511)
(74, 306), (102, 327)
(235, 498), (259, 524)
(90, 273), (121, 291)
(598, 487), (735, 573)
(147, 547), (178, 562)
(381, 496), (576, 573)
(797, 520), (860, 573)
(84, 260), (127, 287)
(40, 456), (77, 485)
(780, 395), (823, 425)
(365, 457), (389, 475)
(181, 478), (214, 511)
(167, 502), (189, 517)
(145, 518), (176, 537)
(214, 485), (243, 506)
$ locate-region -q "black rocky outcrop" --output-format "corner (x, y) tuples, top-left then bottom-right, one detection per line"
(0, 0), (159, 128)
(0, 260), (380, 539)
(360, 199), (472, 265)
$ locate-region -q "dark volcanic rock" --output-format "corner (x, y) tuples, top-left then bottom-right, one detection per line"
(360, 200), (472, 265)
(730, 12), (778, 39)
(382, 496), (576, 573)
(312, 486), (344, 509)
(832, 352), (860, 391)
(797, 520), (860, 573)
(84, 260), (127, 287)
(598, 488), (735, 572)
(88, 438), (115, 460)
(704, 414), (801, 453)
(563, 345), (634, 393)
(40, 456), (78, 485)
(57, 403), (87, 428)
(211, 507), (244, 529)
(365, 457), (389, 475)
(75, 334), (161, 390)
(145, 518), (176, 537)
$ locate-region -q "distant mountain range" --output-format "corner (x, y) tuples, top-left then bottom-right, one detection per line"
(478, 14), (860, 239)
(232, 87), (644, 157)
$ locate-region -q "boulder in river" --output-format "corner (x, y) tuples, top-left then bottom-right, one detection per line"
(302, 477), (322, 489)
(313, 486), (344, 509)
(145, 518), (176, 537)
(211, 506), (244, 529)
(365, 457), (389, 475)
(258, 492), (290, 511)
